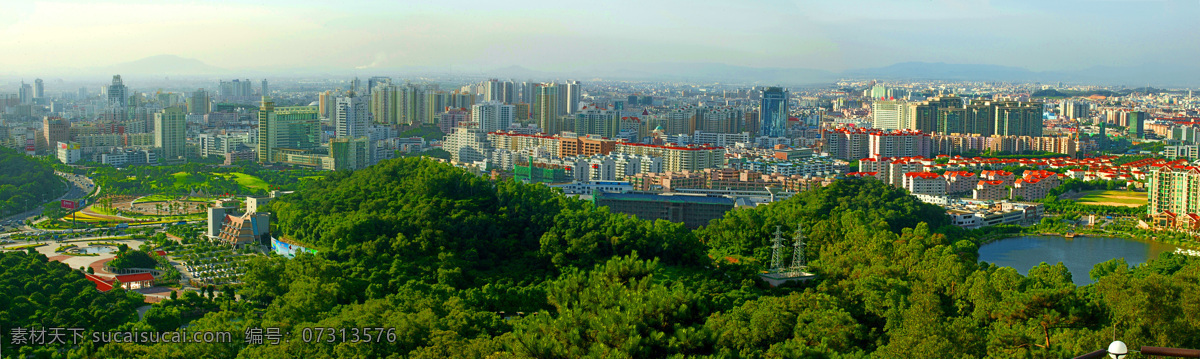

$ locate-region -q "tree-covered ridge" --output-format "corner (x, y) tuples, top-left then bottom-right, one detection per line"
(269, 158), (706, 294)
(0, 251), (145, 331)
(0, 147), (66, 217)
(8, 158), (1200, 358)
(698, 178), (950, 265)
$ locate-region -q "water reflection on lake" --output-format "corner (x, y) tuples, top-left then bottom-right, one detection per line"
(978, 235), (1175, 286)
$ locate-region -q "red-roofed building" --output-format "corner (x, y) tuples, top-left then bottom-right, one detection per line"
(944, 171), (977, 194)
(85, 274), (115, 292)
(980, 170), (1015, 186)
(85, 272), (156, 292)
(115, 273), (156, 290)
(867, 129), (932, 160)
(1011, 170), (1061, 201)
(973, 180), (1009, 201)
(846, 171), (886, 181)
(903, 171), (947, 196)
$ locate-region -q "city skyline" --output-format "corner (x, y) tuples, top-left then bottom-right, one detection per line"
(2, 0), (1199, 83)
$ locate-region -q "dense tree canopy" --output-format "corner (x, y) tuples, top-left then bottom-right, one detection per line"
(0, 251), (145, 357)
(0, 148), (66, 217)
(8, 158), (1200, 358)
(108, 249), (160, 270)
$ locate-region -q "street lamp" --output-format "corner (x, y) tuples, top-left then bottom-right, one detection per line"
(1107, 341), (1127, 359)
(1074, 341), (1200, 359)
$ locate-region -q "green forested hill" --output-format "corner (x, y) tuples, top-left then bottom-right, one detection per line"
(5, 157), (1198, 358)
(0, 251), (147, 357)
(269, 158), (706, 294)
(0, 148), (65, 216)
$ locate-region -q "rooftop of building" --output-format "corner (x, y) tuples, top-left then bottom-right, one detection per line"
(904, 172), (941, 179)
(595, 192), (737, 205)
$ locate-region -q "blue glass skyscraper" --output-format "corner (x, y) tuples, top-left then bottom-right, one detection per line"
(759, 87), (789, 137)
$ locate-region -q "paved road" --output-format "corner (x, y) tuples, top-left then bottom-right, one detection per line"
(1, 171), (93, 230)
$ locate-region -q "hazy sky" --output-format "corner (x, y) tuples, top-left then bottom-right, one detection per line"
(1, 0), (1197, 73)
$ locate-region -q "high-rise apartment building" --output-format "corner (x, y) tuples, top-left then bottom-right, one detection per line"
(572, 107), (620, 138)
(370, 85), (399, 124)
(520, 82), (535, 104)
(614, 142), (724, 173)
(261, 79), (269, 96)
(994, 102), (1043, 137)
(401, 84), (426, 126)
(867, 129), (932, 159)
(472, 101), (514, 133)
(536, 84), (560, 134)
(34, 79), (44, 99)
(1127, 111), (1147, 139)
(188, 89), (211, 115)
(154, 106), (187, 159)
(18, 82), (33, 105)
(907, 97), (1041, 137)
(108, 75), (129, 108)
(869, 84), (887, 99)
(330, 137), (370, 171)
(1147, 165), (1200, 218)
(500, 80), (516, 104)
(318, 90), (337, 119)
(758, 87), (789, 137)
(438, 108), (470, 134)
(219, 79), (254, 98)
(565, 81), (581, 114)
(335, 93), (369, 139)
(41, 117), (70, 154)
(445, 127), (492, 163)
(257, 96), (321, 163)
(871, 99), (908, 130)
(697, 107), (743, 134)
(423, 91), (447, 125)
(256, 97), (276, 163)
(484, 79), (502, 103)
(1061, 101), (1090, 120)
(367, 77), (390, 96)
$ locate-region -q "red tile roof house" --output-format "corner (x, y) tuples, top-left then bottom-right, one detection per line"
(85, 272), (156, 291)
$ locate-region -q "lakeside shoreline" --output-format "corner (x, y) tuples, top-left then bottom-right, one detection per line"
(977, 230), (1200, 251)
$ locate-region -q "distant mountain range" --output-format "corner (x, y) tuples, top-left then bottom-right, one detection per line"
(47, 55), (1200, 87)
(845, 62), (1200, 87)
(96, 55), (226, 76)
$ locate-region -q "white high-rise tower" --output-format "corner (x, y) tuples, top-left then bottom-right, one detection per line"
(335, 93), (369, 139)
(471, 101), (515, 133)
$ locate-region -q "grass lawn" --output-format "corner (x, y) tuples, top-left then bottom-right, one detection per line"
(162, 172), (268, 193)
(134, 194), (179, 203)
(230, 173), (269, 192)
(1076, 190), (1148, 206)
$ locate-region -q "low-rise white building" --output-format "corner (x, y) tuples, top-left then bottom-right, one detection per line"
(551, 181), (633, 195)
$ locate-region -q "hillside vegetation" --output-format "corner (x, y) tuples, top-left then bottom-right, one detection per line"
(5, 158), (1197, 358)
(0, 148), (66, 217)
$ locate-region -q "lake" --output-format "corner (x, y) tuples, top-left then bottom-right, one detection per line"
(978, 235), (1176, 286)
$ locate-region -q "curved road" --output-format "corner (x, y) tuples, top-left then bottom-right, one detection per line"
(2, 171), (91, 227)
